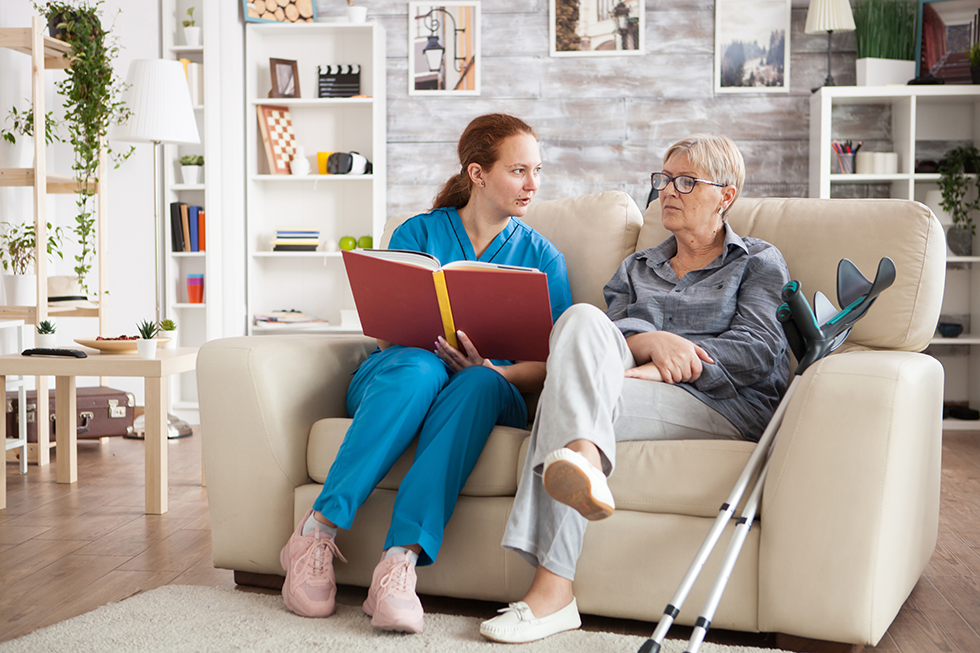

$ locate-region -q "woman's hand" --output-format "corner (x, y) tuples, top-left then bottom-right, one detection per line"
(624, 362), (664, 382)
(627, 331), (714, 384)
(435, 330), (501, 374)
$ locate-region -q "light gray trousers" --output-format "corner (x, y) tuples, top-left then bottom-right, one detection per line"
(501, 303), (740, 581)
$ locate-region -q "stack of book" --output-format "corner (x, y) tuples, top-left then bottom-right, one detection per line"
(179, 58), (204, 106)
(273, 228), (319, 252)
(169, 202), (206, 252)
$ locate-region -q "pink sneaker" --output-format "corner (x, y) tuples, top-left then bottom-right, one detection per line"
(279, 509), (347, 618)
(361, 551), (424, 633)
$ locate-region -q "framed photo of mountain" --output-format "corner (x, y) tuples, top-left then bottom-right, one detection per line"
(715, 0), (791, 93)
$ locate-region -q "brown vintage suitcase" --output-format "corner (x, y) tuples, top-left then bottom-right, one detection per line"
(6, 386), (136, 442)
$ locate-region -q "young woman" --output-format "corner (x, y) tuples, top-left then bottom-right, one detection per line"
(280, 114), (573, 635)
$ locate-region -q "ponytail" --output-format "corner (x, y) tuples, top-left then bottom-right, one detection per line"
(431, 113), (536, 210)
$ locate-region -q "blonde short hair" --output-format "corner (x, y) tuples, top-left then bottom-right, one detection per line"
(663, 134), (745, 218)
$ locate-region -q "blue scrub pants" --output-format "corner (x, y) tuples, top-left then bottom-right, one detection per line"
(312, 345), (527, 566)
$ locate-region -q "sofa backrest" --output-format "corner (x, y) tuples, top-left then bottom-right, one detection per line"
(381, 190), (643, 309)
(640, 197), (946, 352)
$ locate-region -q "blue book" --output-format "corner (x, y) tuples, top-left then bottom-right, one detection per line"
(189, 206), (200, 252)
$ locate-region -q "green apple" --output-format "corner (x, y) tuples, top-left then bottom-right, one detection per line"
(339, 236), (357, 251)
(357, 235), (373, 249)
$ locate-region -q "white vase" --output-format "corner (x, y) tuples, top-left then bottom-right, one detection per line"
(161, 329), (178, 349)
(181, 165), (201, 185)
(36, 333), (57, 349)
(291, 146), (311, 176)
(346, 6), (368, 22)
(183, 26), (201, 46)
(2, 274), (37, 306)
(855, 58), (916, 87)
(137, 339), (158, 359)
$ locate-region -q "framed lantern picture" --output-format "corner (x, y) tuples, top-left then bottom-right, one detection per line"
(550, 0), (644, 56)
(715, 0), (791, 93)
(408, 2), (481, 96)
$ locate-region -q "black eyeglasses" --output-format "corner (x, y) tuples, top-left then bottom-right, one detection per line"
(651, 172), (725, 194)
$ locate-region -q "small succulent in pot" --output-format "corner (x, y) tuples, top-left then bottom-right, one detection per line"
(37, 320), (56, 335)
(159, 318), (177, 332)
(136, 319), (159, 340)
(179, 154), (204, 166)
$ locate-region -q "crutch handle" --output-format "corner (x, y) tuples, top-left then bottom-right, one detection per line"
(781, 281), (822, 342)
(777, 303), (807, 362)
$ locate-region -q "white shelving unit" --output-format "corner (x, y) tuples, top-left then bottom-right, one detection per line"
(161, 0), (222, 415)
(244, 22), (386, 335)
(810, 86), (980, 428)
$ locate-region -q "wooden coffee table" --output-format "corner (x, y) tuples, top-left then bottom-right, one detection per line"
(0, 347), (198, 514)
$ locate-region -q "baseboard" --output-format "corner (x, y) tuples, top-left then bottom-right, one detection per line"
(234, 570), (285, 591)
(775, 633), (864, 653)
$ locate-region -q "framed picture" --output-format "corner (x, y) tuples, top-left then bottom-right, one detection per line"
(550, 0), (644, 56)
(916, 0), (980, 83)
(256, 105), (297, 174)
(244, 0), (317, 23)
(714, 0), (790, 93)
(269, 58), (300, 98)
(408, 2), (481, 96)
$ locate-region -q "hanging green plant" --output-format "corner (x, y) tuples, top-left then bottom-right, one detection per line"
(938, 145), (980, 237)
(0, 105), (63, 147)
(32, 0), (134, 292)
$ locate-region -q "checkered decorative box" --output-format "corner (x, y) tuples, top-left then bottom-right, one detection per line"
(256, 105), (297, 174)
(317, 64), (361, 98)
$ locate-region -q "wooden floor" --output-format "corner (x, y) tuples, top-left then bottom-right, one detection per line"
(2, 429), (979, 650)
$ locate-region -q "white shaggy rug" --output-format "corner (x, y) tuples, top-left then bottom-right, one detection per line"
(0, 585), (789, 653)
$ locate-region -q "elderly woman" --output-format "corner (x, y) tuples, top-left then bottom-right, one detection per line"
(480, 134), (791, 644)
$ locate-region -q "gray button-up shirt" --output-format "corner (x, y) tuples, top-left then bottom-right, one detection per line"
(604, 224), (790, 441)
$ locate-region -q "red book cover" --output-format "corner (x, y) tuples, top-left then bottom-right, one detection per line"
(342, 250), (553, 361)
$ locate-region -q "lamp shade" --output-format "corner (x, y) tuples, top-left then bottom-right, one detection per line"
(113, 59), (200, 144)
(804, 0), (856, 34)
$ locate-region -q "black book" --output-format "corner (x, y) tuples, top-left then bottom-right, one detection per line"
(169, 201), (185, 252)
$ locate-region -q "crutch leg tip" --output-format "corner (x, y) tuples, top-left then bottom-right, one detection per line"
(638, 641), (661, 653)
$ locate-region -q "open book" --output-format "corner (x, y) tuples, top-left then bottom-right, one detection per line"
(342, 249), (554, 361)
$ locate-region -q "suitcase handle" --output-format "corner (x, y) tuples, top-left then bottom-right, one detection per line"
(50, 411), (94, 435)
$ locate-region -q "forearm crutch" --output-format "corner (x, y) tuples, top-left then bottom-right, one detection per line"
(638, 257), (895, 653)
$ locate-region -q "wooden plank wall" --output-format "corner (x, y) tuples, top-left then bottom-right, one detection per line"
(317, 1), (866, 216)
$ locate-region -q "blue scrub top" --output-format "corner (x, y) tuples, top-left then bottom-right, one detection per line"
(390, 206), (573, 326)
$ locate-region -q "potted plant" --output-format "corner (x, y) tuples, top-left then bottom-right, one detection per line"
(347, 0), (367, 23)
(853, 0), (918, 86)
(1, 221), (65, 306)
(179, 154), (204, 185)
(937, 145), (980, 256)
(969, 42), (980, 84)
(32, 0), (134, 294)
(182, 6), (200, 46)
(159, 318), (178, 349)
(36, 320), (57, 348)
(136, 318), (159, 359)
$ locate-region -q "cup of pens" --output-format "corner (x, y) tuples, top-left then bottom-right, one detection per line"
(832, 140), (860, 174)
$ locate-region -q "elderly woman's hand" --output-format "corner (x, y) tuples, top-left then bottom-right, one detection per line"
(624, 362), (663, 382)
(627, 331), (714, 384)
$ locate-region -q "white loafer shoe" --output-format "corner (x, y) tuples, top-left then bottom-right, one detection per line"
(480, 599), (581, 643)
(542, 448), (615, 520)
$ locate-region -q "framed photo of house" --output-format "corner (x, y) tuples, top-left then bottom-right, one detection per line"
(408, 2), (481, 96)
(916, 0), (980, 83)
(269, 58), (300, 98)
(714, 0), (790, 93)
(549, 0), (644, 56)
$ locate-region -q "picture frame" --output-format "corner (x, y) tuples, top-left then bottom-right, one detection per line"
(256, 105), (297, 175)
(714, 0), (791, 93)
(269, 58), (300, 98)
(243, 0), (317, 23)
(549, 0), (644, 57)
(408, 2), (481, 96)
(915, 0), (980, 83)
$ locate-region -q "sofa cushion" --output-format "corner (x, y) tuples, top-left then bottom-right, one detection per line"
(381, 190), (643, 309)
(640, 198), (945, 352)
(309, 418), (756, 517)
(307, 418), (530, 497)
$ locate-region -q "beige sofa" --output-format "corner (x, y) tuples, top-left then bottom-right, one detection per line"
(198, 191), (946, 646)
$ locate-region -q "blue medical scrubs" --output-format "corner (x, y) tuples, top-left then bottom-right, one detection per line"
(313, 207), (572, 566)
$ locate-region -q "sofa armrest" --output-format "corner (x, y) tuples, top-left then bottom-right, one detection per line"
(198, 334), (376, 574)
(759, 350), (943, 644)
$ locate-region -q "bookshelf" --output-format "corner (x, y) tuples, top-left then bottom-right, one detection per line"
(244, 22), (386, 335)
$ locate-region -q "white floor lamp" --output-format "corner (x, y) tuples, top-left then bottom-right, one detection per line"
(113, 59), (200, 438)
